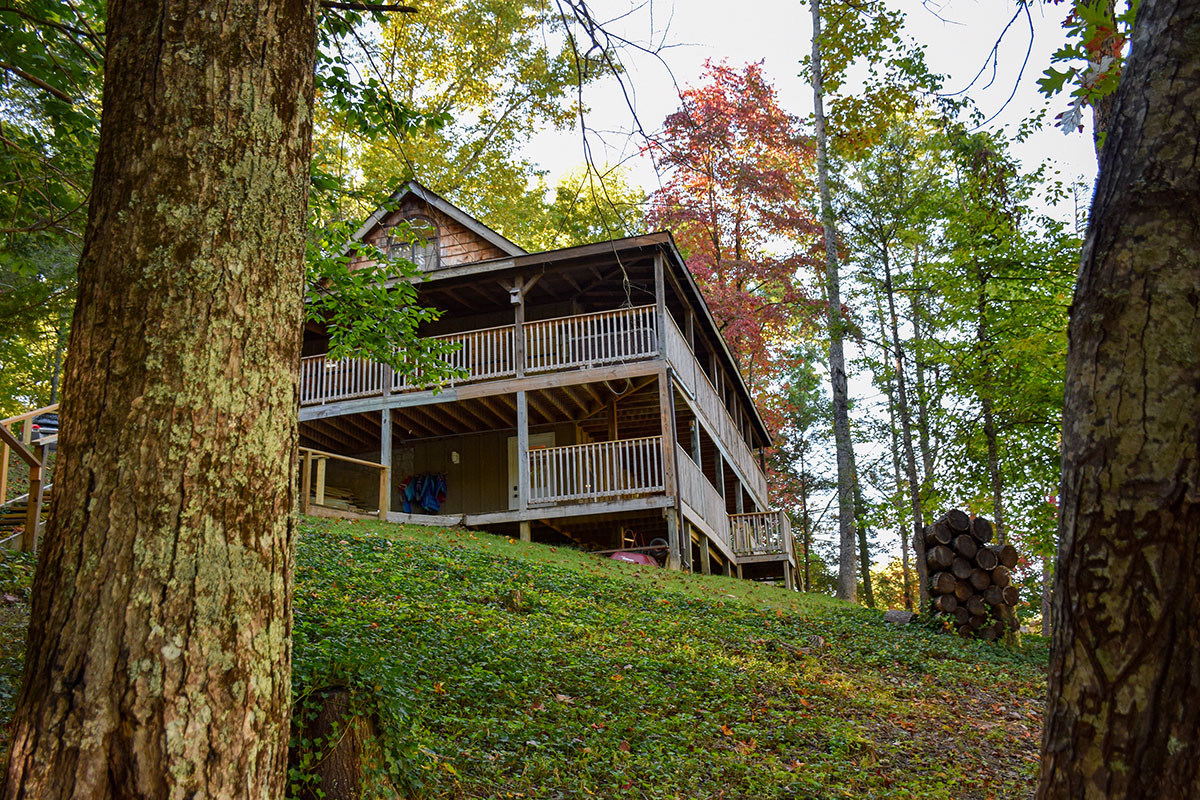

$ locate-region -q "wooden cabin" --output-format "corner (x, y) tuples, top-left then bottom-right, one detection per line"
(300, 181), (796, 585)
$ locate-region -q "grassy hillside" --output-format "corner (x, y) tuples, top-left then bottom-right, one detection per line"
(0, 517), (1047, 798)
(291, 517), (1047, 799)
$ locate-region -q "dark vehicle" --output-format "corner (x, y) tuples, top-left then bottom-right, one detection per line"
(30, 413), (58, 442)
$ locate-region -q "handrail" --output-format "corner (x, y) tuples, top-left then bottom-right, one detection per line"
(0, 402), (60, 430)
(661, 315), (768, 503)
(729, 509), (792, 558)
(0, 425), (47, 551)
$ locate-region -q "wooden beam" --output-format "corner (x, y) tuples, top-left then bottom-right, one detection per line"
(22, 444), (43, 552)
(700, 532), (712, 575)
(517, 390), (529, 516)
(664, 507), (681, 571)
(300, 450), (312, 515)
(463, 494), (672, 526)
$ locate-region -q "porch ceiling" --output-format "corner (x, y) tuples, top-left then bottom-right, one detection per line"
(299, 375), (668, 452)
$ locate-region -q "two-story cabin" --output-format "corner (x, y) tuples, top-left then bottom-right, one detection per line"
(299, 182), (796, 586)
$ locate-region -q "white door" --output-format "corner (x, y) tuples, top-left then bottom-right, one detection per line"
(507, 432), (556, 509)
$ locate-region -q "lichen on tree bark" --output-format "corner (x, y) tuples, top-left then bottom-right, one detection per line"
(2, 0), (318, 795)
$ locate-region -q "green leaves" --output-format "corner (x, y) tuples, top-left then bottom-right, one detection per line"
(286, 518), (1048, 798)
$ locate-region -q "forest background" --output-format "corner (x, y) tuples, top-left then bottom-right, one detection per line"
(0, 0), (1101, 627)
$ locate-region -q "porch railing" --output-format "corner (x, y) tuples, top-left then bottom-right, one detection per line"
(392, 324), (516, 391)
(730, 510), (792, 558)
(299, 355), (388, 406)
(528, 435), (664, 505)
(300, 305), (659, 407)
(675, 442), (730, 549)
(525, 305), (658, 373)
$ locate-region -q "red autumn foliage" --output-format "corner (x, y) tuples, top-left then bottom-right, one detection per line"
(647, 61), (823, 495)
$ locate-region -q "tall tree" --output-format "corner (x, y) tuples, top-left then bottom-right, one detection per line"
(1038, 0), (1200, 795)
(808, 0), (858, 601)
(2, 0), (316, 793)
(647, 60), (818, 399)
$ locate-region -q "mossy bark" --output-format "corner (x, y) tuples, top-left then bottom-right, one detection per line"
(1038, 0), (1200, 796)
(2, 0), (316, 795)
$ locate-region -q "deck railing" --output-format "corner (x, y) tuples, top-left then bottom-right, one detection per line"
(525, 305), (658, 373)
(392, 324), (516, 391)
(299, 355), (388, 406)
(675, 442), (730, 549)
(729, 510), (792, 558)
(528, 435), (664, 505)
(300, 306), (659, 407)
(662, 316), (768, 503)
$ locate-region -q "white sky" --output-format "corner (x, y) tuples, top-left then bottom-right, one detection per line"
(528, 0), (1098, 202)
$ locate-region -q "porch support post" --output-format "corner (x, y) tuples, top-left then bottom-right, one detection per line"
(657, 368), (681, 570)
(654, 250), (667, 358)
(700, 535), (712, 575)
(664, 508), (681, 571)
(517, 389), (529, 522)
(784, 563), (795, 591)
(716, 453), (727, 508)
(512, 276), (526, 377)
(690, 419), (701, 466)
(22, 444), (43, 552)
(300, 449), (312, 515)
(736, 483), (745, 514)
(685, 310), (695, 351)
(519, 521), (531, 543)
(380, 407), (392, 468)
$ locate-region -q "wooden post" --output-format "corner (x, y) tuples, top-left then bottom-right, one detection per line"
(517, 390), (529, 518)
(22, 445), (43, 552)
(300, 449), (312, 515)
(735, 483), (745, 514)
(700, 535), (712, 575)
(519, 521), (531, 543)
(512, 277), (525, 377)
(377, 466), (389, 521)
(653, 251), (667, 358)
(607, 398), (618, 441)
(685, 311), (695, 351)
(0, 439), (9, 504)
(664, 507), (681, 571)
(736, 562), (744, 580)
(783, 564), (795, 591)
(314, 457), (327, 506)
(690, 419), (701, 465)
(716, 453), (727, 508)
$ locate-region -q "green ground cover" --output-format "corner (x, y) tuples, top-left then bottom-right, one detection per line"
(0, 517), (1047, 798)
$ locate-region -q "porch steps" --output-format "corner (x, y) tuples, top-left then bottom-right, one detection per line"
(537, 519), (593, 550)
(0, 485), (52, 542)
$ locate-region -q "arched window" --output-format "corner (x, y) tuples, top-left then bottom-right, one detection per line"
(383, 216), (438, 271)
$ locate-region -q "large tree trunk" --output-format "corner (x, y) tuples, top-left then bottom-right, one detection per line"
(2, 0), (316, 794)
(882, 250), (927, 613)
(1038, 0), (1200, 796)
(810, 0), (857, 602)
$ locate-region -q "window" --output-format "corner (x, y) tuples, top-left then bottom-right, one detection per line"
(383, 216), (438, 271)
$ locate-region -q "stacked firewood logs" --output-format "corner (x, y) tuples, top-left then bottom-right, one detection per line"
(924, 509), (1020, 642)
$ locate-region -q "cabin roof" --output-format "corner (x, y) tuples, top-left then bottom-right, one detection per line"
(347, 184), (771, 447)
(349, 180), (527, 258)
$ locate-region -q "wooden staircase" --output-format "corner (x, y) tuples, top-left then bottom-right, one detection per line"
(0, 485), (52, 546)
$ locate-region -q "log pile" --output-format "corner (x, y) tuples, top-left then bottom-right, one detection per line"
(923, 509), (1019, 642)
